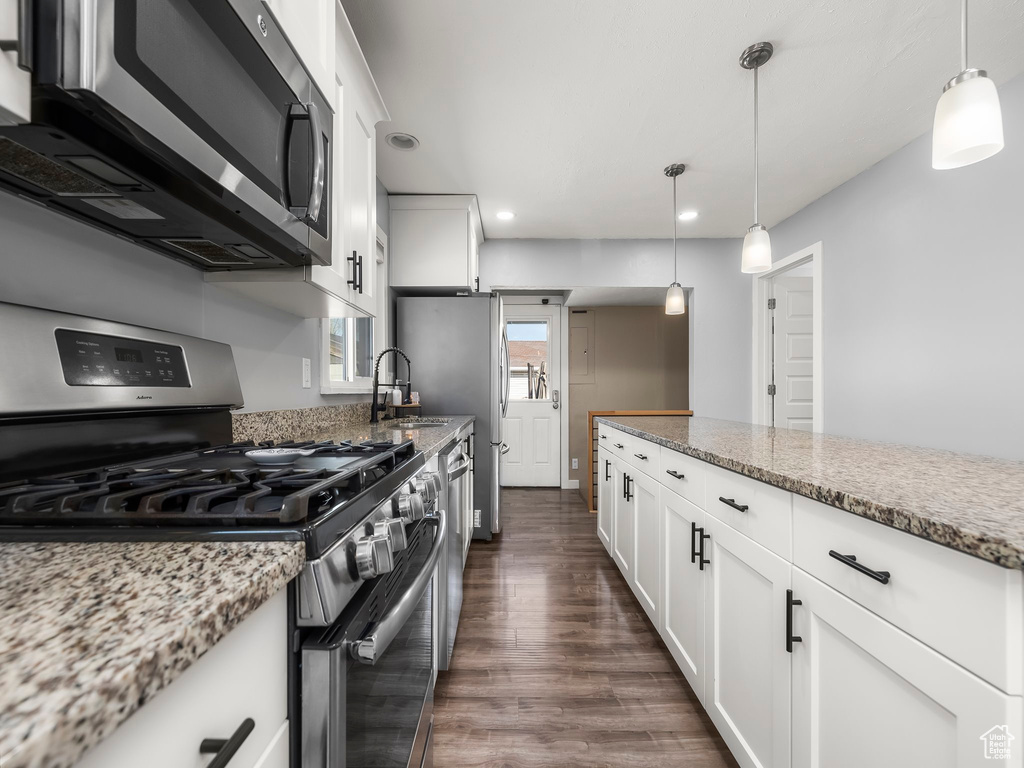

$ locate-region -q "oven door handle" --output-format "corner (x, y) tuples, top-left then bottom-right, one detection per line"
(348, 512), (446, 665)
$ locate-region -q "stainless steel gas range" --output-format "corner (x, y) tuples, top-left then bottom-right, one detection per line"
(0, 301), (440, 768)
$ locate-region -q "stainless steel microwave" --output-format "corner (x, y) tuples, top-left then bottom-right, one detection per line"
(0, 0), (332, 270)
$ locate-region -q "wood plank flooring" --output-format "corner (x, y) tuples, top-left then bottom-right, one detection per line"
(433, 488), (738, 768)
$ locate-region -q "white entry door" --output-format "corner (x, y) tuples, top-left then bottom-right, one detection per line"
(501, 304), (561, 486)
(771, 275), (813, 431)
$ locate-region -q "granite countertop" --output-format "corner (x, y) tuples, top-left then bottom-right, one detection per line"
(294, 415), (476, 461)
(0, 541), (305, 768)
(598, 415), (1024, 569)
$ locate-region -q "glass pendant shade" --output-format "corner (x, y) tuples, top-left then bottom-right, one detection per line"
(665, 283), (685, 315)
(932, 71), (1004, 169)
(741, 225), (772, 274)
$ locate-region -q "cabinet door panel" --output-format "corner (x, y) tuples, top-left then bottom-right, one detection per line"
(705, 516), (791, 768)
(662, 488), (705, 702)
(597, 448), (612, 554)
(792, 568), (1022, 768)
(631, 470), (661, 626)
(612, 460), (634, 579)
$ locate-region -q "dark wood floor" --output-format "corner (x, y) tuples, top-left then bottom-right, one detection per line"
(433, 488), (738, 768)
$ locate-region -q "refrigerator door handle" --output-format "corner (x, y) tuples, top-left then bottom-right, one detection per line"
(500, 330), (510, 418)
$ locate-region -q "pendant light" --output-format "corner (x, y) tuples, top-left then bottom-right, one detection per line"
(739, 42), (774, 274)
(932, 0), (1004, 169)
(664, 163), (686, 315)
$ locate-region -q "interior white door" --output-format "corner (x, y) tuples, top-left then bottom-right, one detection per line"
(501, 304), (561, 486)
(771, 275), (813, 431)
(705, 514), (792, 768)
(791, 568), (1023, 768)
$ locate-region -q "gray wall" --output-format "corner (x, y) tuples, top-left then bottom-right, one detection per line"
(480, 238), (751, 422)
(768, 73), (1024, 459)
(0, 189), (390, 413)
(376, 177), (390, 237)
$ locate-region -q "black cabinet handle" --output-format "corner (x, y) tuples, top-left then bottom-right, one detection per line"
(625, 475), (633, 502)
(666, 469), (685, 480)
(828, 550), (891, 584)
(633, 453), (648, 461)
(698, 528), (710, 571)
(718, 497), (749, 513)
(357, 253), (364, 294)
(604, 459), (610, 482)
(786, 589), (802, 653)
(347, 251), (359, 291)
(600, 434), (607, 440)
(614, 443), (624, 449)
(200, 718), (254, 768)
(690, 521), (698, 564)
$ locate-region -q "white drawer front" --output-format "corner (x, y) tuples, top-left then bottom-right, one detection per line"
(75, 589), (289, 768)
(599, 425), (629, 459)
(660, 447), (707, 510)
(624, 434), (660, 478)
(706, 464), (792, 559)
(793, 495), (1024, 695)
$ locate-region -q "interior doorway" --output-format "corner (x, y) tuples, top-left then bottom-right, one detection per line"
(752, 242), (823, 432)
(501, 301), (562, 486)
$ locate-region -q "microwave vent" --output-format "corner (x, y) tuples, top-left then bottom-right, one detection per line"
(161, 239), (252, 266)
(0, 138), (115, 197)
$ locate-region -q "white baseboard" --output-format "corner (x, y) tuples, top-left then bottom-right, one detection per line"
(562, 479), (580, 490)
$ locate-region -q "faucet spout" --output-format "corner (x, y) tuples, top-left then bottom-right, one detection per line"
(370, 347), (412, 423)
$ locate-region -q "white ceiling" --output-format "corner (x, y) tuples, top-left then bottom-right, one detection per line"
(342, 0), (1024, 239)
(565, 287), (671, 307)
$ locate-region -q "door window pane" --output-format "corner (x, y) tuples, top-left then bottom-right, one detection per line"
(507, 320), (549, 400)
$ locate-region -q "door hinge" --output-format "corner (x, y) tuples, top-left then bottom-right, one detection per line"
(767, 297), (776, 310)
(767, 383), (777, 396)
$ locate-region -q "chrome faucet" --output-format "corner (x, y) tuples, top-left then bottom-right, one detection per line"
(370, 347), (412, 423)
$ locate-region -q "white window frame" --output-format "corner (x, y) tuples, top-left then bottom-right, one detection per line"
(505, 315), (553, 402)
(319, 227), (389, 395)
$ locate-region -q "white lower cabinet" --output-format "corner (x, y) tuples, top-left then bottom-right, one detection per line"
(662, 488), (706, 703)
(704, 514), (792, 768)
(596, 447), (613, 554)
(611, 458), (634, 579)
(631, 469), (661, 627)
(75, 589), (289, 768)
(791, 568), (1023, 768)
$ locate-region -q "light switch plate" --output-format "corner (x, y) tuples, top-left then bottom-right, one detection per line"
(571, 458), (579, 469)
(302, 358), (311, 388)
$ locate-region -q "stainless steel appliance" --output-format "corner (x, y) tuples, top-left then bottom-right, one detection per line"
(435, 428), (471, 670)
(0, 301), (442, 768)
(0, 0), (331, 270)
(397, 295), (508, 539)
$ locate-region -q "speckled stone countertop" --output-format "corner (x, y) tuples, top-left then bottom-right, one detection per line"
(598, 416), (1024, 569)
(291, 415), (476, 461)
(0, 541), (304, 768)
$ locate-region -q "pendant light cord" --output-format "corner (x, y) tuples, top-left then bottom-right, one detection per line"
(961, 0), (968, 72)
(753, 63), (759, 225)
(672, 173), (678, 283)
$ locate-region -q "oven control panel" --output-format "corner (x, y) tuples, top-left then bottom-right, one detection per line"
(55, 329), (191, 387)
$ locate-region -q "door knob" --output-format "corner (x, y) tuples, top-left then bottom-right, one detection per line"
(552, 389), (560, 410)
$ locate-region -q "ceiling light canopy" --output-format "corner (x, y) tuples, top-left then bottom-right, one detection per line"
(740, 42), (774, 274)
(677, 210), (699, 221)
(932, 0), (1004, 170)
(496, 211), (516, 220)
(664, 163), (686, 316)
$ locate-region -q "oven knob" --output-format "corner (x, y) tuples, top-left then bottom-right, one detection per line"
(354, 534), (394, 580)
(397, 492), (425, 521)
(375, 517), (408, 551)
(412, 476), (437, 503)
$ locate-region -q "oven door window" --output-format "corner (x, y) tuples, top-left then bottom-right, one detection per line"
(111, 0), (324, 222)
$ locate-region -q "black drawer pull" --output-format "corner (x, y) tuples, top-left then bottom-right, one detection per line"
(200, 718), (255, 768)
(614, 443), (624, 449)
(605, 459), (611, 482)
(666, 470), (685, 480)
(633, 453), (648, 461)
(600, 434), (607, 439)
(690, 521), (699, 564)
(719, 497), (749, 513)
(698, 528), (711, 571)
(786, 589), (802, 653)
(828, 550), (890, 584)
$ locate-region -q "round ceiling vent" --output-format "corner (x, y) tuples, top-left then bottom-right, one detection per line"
(385, 132), (420, 151)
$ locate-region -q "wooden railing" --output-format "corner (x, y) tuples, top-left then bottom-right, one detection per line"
(587, 410), (693, 512)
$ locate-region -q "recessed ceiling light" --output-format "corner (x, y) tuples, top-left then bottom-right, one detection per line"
(385, 132), (419, 151)
(496, 211), (515, 220)
(677, 210), (699, 221)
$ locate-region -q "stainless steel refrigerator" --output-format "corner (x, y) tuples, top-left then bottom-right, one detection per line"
(397, 295), (508, 539)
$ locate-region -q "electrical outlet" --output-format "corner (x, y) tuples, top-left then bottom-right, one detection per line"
(302, 358), (311, 388)
(571, 457), (579, 470)
(473, 509), (481, 529)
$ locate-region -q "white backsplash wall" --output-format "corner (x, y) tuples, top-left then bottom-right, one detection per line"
(768, 72), (1024, 460)
(0, 193), (369, 413)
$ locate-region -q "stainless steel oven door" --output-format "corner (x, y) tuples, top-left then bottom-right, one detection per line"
(302, 513), (444, 767)
(59, 0), (331, 263)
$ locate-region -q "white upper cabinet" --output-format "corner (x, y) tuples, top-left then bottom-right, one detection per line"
(207, 0), (388, 319)
(0, 0), (31, 124)
(389, 195), (484, 292)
